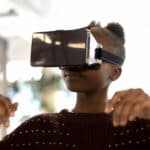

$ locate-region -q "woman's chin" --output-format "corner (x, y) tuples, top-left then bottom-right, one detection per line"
(67, 85), (84, 92)
(66, 85), (92, 93)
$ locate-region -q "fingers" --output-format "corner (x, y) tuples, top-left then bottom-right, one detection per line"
(105, 88), (150, 127)
(8, 102), (18, 116)
(137, 100), (150, 119)
(0, 117), (10, 128)
(0, 94), (12, 112)
(113, 94), (144, 127)
(105, 89), (129, 113)
(87, 21), (101, 29)
(0, 99), (18, 116)
(0, 95), (18, 128)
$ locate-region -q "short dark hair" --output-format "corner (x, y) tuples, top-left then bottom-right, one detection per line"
(105, 23), (126, 64)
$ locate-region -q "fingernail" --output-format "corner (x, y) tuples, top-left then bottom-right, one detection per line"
(4, 122), (10, 127)
(120, 120), (126, 126)
(104, 108), (109, 113)
(10, 112), (15, 116)
(113, 121), (118, 127)
(129, 116), (134, 121)
(104, 107), (113, 113)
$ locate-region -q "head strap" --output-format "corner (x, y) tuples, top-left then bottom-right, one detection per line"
(95, 47), (124, 66)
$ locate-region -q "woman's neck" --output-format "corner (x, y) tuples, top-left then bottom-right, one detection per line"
(72, 89), (108, 113)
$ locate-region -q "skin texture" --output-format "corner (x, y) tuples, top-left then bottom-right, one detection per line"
(105, 88), (150, 127)
(62, 24), (150, 127)
(1, 23), (150, 128)
(62, 25), (122, 115)
(0, 95), (18, 127)
(62, 61), (114, 113)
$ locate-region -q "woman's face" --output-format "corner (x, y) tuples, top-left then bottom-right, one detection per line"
(62, 25), (122, 93)
(61, 61), (114, 93)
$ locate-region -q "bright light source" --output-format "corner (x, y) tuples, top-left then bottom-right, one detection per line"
(7, 60), (42, 82)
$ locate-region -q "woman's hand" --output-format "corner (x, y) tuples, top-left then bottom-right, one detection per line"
(0, 94), (18, 127)
(105, 88), (150, 127)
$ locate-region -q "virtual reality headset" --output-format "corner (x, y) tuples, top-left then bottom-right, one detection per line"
(30, 27), (124, 69)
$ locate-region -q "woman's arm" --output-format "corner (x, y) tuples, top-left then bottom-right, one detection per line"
(105, 88), (150, 126)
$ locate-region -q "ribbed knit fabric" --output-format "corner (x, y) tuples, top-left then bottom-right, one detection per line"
(0, 110), (150, 150)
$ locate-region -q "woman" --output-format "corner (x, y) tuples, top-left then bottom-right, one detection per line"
(0, 21), (150, 149)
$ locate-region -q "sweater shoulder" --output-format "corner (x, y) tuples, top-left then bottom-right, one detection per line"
(1, 113), (62, 145)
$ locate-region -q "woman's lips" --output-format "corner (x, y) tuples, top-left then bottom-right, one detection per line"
(64, 72), (82, 80)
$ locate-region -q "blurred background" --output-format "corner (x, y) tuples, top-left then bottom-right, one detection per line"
(0, 0), (150, 136)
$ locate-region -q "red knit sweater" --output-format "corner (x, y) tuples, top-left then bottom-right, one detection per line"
(0, 110), (150, 150)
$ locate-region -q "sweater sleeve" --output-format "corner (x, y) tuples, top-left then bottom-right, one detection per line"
(0, 113), (63, 150)
(135, 118), (150, 144)
(124, 118), (150, 149)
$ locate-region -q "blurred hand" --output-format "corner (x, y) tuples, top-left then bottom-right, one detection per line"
(104, 88), (150, 127)
(0, 94), (18, 128)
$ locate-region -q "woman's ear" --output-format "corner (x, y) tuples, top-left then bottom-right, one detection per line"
(110, 66), (122, 81)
